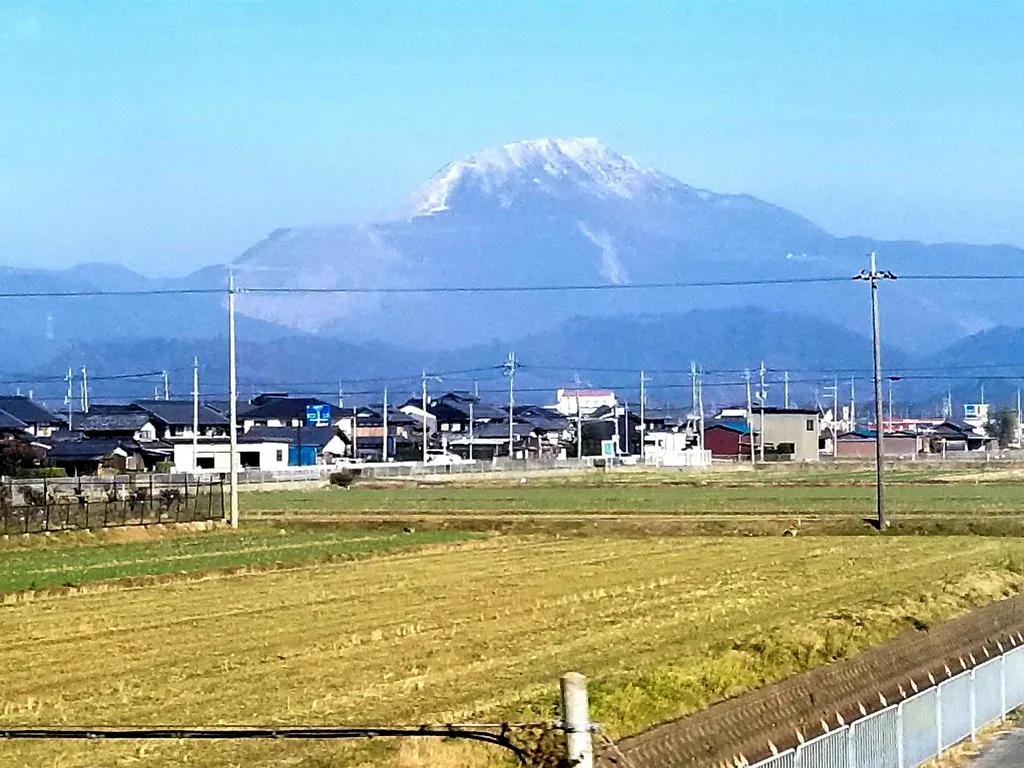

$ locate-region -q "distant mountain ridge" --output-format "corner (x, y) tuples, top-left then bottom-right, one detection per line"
(3, 137), (1024, 407)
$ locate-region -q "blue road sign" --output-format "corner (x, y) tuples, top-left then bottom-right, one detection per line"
(305, 403), (331, 427)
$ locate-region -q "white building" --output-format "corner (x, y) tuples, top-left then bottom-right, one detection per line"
(172, 436), (291, 473)
(554, 388), (617, 417)
(643, 431), (711, 468)
(963, 403), (990, 432)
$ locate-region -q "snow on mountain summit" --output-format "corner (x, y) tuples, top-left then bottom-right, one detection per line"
(411, 137), (688, 216)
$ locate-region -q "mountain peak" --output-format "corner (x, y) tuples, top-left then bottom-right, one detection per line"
(410, 137), (680, 217)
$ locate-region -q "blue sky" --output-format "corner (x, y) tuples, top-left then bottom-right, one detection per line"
(1, 1), (1021, 275)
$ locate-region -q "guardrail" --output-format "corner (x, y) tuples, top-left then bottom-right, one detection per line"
(747, 643), (1024, 768)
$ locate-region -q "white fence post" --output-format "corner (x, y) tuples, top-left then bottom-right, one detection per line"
(846, 722), (856, 766)
(561, 672), (593, 768)
(936, 682), (943, 757)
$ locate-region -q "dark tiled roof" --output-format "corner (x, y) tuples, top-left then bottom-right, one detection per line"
(354, 405), (418, 426)
(245, 425), (338, 449)
(46, 438), (134, 460)
(79, 411), (153, 433)
(133, 400), (230, 427)
(459, 421), (536, 439)
(245, 396), (333, 421)
(0, 396), (60, 425)
(0, 409), (28, 430)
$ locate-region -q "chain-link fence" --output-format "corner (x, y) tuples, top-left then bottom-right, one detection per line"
(748, 645), (1024, 768)
(0, 475), (224, 534)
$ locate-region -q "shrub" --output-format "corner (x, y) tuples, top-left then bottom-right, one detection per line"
(329, 470), (360, 488)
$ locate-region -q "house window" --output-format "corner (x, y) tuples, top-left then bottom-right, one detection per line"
(197, 456), (215, 470)
(276, 450), (283, 462)
(806, 419), (815, 431)
(240, 451), (261, 468)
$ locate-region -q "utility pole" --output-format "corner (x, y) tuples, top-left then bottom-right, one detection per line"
(80, 366), (89, 414)
(576, 393), (583, 459)
(65, 368), (73, 430)
(469, 381), (477, 461)
(758, 361), (767, 463)
(227, 268), (239, 529)
(421, 370), (429, 464)
(382, 387), (389, 462)
(1018, 388), (1022, 447)
(352, 405), (358, 459)
(163, 370), (170, 401)
(696, 369), (705, 454)
(850, 377), (856, 427)
(192, 356), (199, 473)
(854, 251), (897, 531)
(690, 361), (697, 411)
(744, 368), (755, 464)
(639, 370), (648, 463)
(622, 398), (629, 455)
(504, 352), (517, 460)
(784, 371), (790, 409)
(833, 376), (839, 457)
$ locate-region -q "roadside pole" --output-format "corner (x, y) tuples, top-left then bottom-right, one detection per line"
(227, 269), (239, 529)
(421, 370), (428, 464)
(382, 387), (389, 462)
(192, 356), (199, 473)
(854, 251), (896, 531)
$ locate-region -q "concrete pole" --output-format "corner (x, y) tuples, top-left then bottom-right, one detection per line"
(507, 352), (516, 460)
(639, 371), (646, 463)
(192, 356), (199, 472)
(560, 673), (593, 768)
(869, 251), (886, 531)
(421, 371), (429, 464)
(81, 366), (89, 413)
(576, 394), (582, 459)
(227, 269), (239, 529)
(745, 369), (755, 464)
(469, 381), (476, 461)
(382, 387), (389, 462)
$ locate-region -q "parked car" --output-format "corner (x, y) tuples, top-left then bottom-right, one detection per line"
(424, 450), (465, 466)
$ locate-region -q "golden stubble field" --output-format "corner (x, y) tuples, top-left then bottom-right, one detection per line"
(3, 534), (1024, 767)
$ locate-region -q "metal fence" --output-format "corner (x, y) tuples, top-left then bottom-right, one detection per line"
(0, 475), (224, 534)
(748, 647), (1023, 768)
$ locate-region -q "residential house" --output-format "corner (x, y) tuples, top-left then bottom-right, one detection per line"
(554, 388), (617, 417)
(46, 438), (146, 476)
(241, 394), (334, 430)
(0, 396), (63, 437)
(835, 430), (924, 458)
(744, 407), (821, 462)
(0, 409), (29, 438)
(704, 421), (755, 458)
(336, 405), (421, 461)
(171, 435), (292, 473)
(929, 420), (996, 454)
(444, 421), (536, 459)
(76, 405), (159, 442)
(643, 431), (710, 467)
(245, 425), (339, 466)
(132, 400), (230, 439)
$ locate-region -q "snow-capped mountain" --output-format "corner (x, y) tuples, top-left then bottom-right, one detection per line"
(5, 137), (1024, 367)
(232, 137), (859, 342)
(410, 138), (688, 216)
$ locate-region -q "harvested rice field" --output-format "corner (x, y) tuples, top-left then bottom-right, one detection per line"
(3, 533), (1024, 767)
